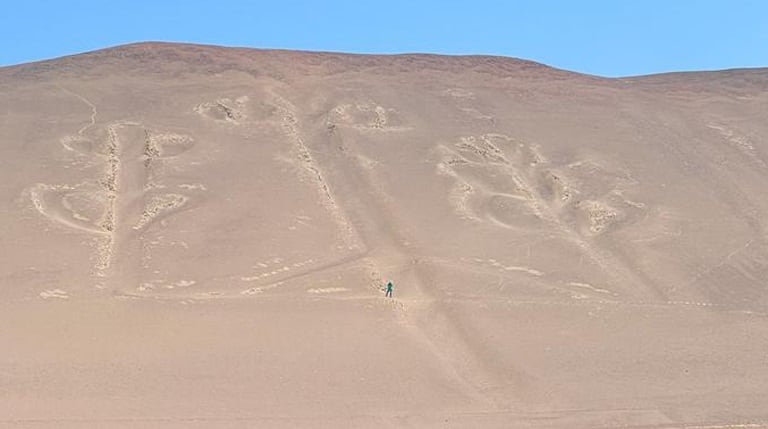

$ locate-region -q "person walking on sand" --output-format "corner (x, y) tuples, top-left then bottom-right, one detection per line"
(385, 281), (394, 298)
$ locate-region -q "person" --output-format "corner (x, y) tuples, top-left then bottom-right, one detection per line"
(385, 281), (394, 298)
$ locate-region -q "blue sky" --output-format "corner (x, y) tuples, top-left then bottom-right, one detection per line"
(1, 1), (766, 77)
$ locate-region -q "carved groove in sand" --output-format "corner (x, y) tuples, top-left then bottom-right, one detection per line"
(268, 91), (363, 250)
(441, 88), (495, 123)
(436, 133), (644, 235)
(707, 122), (768, 170)
(30, 94), (200, 286)
(326, 102), (411, 132)
(195, 92), (363, 250)
(194, 96), (249, 124)
(435, 133), (671, 299)
(191, 92), (372, 299)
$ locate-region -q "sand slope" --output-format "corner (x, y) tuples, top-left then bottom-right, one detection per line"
(1, 43), (768, 428)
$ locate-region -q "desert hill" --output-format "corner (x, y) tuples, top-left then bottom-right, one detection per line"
(1, 42), (768, 428)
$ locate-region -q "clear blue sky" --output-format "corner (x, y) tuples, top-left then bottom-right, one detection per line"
(1, 0), (766, 77)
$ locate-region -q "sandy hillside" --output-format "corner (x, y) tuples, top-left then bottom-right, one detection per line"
(1, 42), (768, 428)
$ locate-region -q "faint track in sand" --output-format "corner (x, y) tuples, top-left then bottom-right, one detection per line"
(313, 112), (540, 410)
(58, 87), (98, 136)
